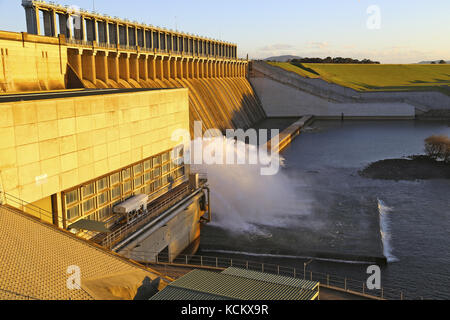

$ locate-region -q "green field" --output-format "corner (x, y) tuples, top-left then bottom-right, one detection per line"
(268, 62), (450, 95)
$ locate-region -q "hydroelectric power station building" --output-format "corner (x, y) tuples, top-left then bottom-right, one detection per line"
(0, 0), (266, 295)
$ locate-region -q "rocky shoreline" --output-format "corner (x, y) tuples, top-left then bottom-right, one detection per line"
(359, 155), (450, 181)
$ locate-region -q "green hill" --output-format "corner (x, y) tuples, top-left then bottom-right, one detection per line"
(267, 62), (450, 95)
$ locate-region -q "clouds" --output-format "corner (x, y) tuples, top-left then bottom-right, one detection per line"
(258, 43), (296, 52)
(250, 41), (331, 59)
(252, 43), (299, 59)
(306, 41), (330, 50)
(247, 40), (449, 64)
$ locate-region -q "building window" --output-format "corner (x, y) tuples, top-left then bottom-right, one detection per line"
(153, 179), (161, 190)
(82, 183), (95, 199)
(111, 185), (121, 200)
(133, 164), (143, 176)
(162, 175), (169, 186)
(178, 157), (185, 167)
(63, 146), (186, 224)
(122, 168), (131, 180)
(97, 206), (111, 221)
(82, 198), (96, 214)
(65, 189), (78, 206)
(134, 176), (143, 189)
(123, 180), (132, 194)
(176, 167), (185, 178)
(67, 206), (80, 221)
(153, 155), (161, 167)
(171, 145), (184, 160)
(110, 172), (120, 186)
(153, 167), (161, 178)
(144, 160), (152, 171)
(97, 177), (108, 191)
(98, 191), (109, 206)
(144, 171), (152, 183)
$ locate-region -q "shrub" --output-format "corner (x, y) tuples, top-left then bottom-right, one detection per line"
(425, 135), (450, 162)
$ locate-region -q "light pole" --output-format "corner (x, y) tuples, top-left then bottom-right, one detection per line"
(304, 259), (313, 280)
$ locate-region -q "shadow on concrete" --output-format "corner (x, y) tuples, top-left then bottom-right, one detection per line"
(133, 277), (161, 300)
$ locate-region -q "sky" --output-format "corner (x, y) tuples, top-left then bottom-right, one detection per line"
(0, 0), (449, 63)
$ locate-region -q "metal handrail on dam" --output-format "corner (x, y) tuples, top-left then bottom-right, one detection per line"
(1, 191), (64, 226)
(99, 183), (197, 249)
(125, 250), (422, 300)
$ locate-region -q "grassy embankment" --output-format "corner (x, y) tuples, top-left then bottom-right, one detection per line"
(268, 62), (450, 95)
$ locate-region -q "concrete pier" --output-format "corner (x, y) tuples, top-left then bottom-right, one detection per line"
(264, 116), (314, 153)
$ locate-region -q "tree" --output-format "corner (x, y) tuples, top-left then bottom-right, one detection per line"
(438, 60), (447, 64)
(425, 135), (450, 162)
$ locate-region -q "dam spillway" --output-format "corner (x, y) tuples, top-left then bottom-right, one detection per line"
(79, 75), (265, 135)
(0, 31), (264, 134)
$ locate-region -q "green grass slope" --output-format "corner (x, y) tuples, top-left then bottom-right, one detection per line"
(267, 62), (450, 95)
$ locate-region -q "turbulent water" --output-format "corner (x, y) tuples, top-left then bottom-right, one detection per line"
(199, 120), (450, 300)
(378, 199), (398, 263)
(189, 137), (310, 234)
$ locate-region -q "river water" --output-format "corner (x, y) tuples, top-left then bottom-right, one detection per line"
(198, 120), (450, 300)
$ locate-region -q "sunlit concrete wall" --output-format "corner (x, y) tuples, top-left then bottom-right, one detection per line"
(251, 61), (447, 116)
(123, 194), (203, 263)
(0, 31), (67, 92)
(67, 49), (248, 89)
(252, 76), (416, 118)
(0, 88), (189, 211)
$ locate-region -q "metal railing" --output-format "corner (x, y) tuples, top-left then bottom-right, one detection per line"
(96, 42), (117, 50)
(126, 250), (419, 300)
(66, 38), (94, 47)
(1, 191), (63, 226)
(101, 184), (194, 249)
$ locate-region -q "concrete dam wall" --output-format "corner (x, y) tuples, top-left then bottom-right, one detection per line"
(0, 31), (68, 92)
(250, 61), (449, 118)
(0, 30), (265, 135)
(80, 75), (264, 136)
